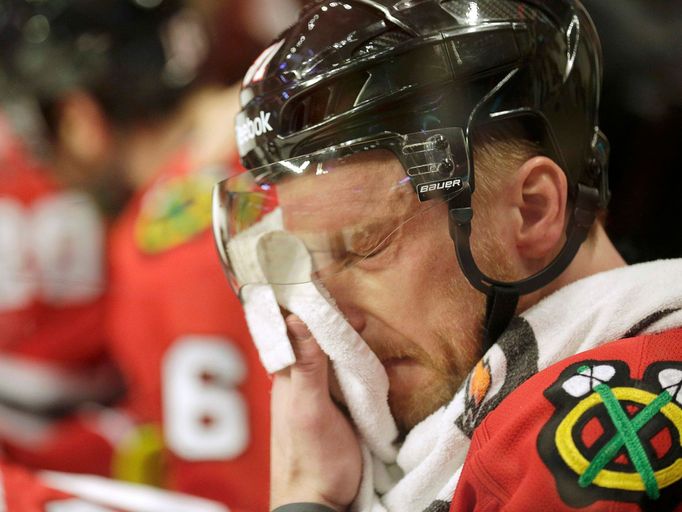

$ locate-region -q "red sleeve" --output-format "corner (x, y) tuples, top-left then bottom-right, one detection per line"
(0, 162), (110, 377)
(452, 328), (682, 512)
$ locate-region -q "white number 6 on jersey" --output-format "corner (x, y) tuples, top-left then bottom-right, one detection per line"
(163, 336), (249, 460)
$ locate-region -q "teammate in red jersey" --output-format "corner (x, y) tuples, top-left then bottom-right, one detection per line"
(0, 1), (290, 509)
(0, 109), (123, 477)
(107, 144), (270, 507)
(0, 111), (107, 381)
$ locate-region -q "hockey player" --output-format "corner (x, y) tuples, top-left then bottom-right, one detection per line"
(213, 1), (682, 510)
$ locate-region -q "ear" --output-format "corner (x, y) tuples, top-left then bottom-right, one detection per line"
(512, 156), (568, 262)
(56, 91), (111, 166)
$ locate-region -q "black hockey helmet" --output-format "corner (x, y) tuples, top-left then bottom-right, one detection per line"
(214, 0), (610, 345)
(0, 0), (207, 126)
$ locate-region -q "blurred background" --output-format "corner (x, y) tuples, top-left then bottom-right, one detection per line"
(0, 1), (302, 510)
(583, 0), (682, 263)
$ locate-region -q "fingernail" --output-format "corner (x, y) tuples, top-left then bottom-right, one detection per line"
(286, 314), (311, 341)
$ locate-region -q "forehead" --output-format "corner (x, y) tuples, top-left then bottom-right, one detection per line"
(277, 150), (417, 232)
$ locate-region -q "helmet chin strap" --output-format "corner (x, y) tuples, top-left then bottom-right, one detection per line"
(447, 182), (600, 353)
(482, 285), (520, 353)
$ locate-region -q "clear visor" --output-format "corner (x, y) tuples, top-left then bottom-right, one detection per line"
(213, 129), (468, 293)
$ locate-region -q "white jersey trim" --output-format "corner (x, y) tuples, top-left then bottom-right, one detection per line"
(40, 471), (229, 512)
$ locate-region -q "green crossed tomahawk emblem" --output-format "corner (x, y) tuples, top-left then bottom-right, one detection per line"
(538, 361), (682, 508)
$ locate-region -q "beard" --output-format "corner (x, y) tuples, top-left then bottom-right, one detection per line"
(386, 281), (485, 436)
(327, 200), (522, 437)
(387, 224), (520, 435)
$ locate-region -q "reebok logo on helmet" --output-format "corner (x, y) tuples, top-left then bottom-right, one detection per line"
(236, 111), (273, 147)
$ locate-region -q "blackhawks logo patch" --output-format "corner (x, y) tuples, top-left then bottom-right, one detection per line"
(135, 170), (221, 254)
(538, 360), (682, 509)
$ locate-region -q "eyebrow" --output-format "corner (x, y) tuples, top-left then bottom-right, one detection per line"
(293, 217), (396, 252)
(344, 220), (398, 254)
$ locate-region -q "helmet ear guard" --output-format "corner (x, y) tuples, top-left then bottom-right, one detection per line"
(444, 111), (608, 350)
(447, 179), (601, 351)
(589, 128), (611, 210)
(397, 128), (469, 201)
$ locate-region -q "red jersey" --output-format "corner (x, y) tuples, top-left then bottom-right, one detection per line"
(0, 113), (118, 476)
(452, 328), (682, 511)
(107, 149), (270, 511)
(0, 114), (108, 381)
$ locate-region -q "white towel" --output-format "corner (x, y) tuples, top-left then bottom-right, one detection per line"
(228, 217), (398, 462)
(228, 209), (297, 374)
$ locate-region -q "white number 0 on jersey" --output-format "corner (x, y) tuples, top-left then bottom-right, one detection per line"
(163, 336), (250, 461)
(0, 192), (104, 311)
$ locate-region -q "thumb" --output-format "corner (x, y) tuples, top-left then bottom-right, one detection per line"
(286, 315), (329, 395)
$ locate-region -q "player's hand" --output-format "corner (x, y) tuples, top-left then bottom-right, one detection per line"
(270, 315), (362, 511)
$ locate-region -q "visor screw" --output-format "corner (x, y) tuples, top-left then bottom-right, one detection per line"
(438, 158), (454, 175)
(429, 134), (449, 151)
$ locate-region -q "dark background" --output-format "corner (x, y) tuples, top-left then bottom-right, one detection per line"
(584, 0), (682, 262)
